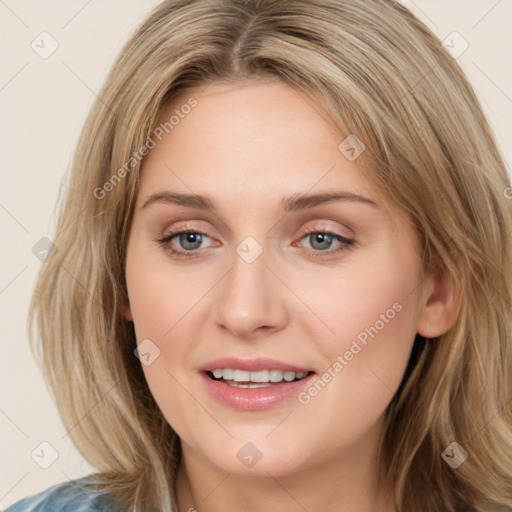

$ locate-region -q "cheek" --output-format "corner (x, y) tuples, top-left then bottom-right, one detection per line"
(294, 244), (421, 349)
(125, 250), (209, 340)
(293, 247), (422, 415)
(125, 252), (217, 431)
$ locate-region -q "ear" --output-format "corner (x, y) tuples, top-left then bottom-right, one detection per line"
(121, 301), (133, 322)
(416, 266), (461, 338)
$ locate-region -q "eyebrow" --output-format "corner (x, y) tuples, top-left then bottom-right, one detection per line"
(141, 190), (378, 212)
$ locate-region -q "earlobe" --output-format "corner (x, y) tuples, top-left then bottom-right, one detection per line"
(416, 267), (462, 338)
(121, 303), (133, 322)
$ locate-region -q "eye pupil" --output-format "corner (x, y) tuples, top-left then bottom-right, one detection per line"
(180, 232), (203, 250)
(310, 232), (333, 251)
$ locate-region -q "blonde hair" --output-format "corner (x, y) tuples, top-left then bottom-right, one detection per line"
(29, 0), (512, 510)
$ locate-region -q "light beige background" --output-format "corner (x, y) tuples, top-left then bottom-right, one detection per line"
(1, 0), (511, 508)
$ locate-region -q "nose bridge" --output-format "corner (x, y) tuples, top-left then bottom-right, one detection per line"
(213, 235), (287, 337)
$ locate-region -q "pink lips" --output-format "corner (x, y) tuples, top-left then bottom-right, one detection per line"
(199, 357), (315, 411)
(198, 357), (312, 374)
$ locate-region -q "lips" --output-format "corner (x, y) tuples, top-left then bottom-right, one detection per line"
(199, 357), (316, 410)
(199, 357), (312, 374)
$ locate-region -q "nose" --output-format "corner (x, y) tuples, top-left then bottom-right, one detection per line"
(213, 243), (289, 339)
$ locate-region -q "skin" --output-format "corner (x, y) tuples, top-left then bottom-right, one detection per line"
(124, 79), (459, 512)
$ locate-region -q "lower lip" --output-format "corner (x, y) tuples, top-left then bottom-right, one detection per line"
(200, 372), (315, 411)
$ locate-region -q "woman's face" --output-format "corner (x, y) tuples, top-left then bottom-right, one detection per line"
(124, 79), (434, 478)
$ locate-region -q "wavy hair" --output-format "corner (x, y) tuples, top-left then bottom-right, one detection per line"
(29, 0), (512, 510)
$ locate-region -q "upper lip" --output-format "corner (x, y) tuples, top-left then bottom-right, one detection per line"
(199, 357), (314, 373)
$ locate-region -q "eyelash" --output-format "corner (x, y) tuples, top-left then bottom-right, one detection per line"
(155, 227), (355, 260)
(299, 228), (355, 258)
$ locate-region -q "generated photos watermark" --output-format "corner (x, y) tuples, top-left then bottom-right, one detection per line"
(93, 97), (198, 200)
(298, 301), (403, 405)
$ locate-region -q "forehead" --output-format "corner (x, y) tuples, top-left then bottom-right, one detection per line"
(138, 80), (381, 210)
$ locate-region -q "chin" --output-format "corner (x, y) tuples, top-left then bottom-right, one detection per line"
(192, 434), (311, 478)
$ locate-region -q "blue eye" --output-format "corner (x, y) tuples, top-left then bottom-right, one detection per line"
(308, 232), (335, 251)
(156, 230), (213, 259)
(174, 232), (205, 251)
(299, 230), (354, 258)
(156, 228), (354, 260)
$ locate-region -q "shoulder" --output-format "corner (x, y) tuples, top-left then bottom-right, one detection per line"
(3, 477), (123, 512)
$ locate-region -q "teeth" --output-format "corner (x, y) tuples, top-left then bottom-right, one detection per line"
(232, 369), (250, 382)
(283, 371), (295, 382)
(210, 368), (309, 383)
(222, 369), (233, 380)
(269, 369), (284, 382)
(212, 369), (224, 379)
(251, 370), (270, 382)
(226, 381), (272, 388)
